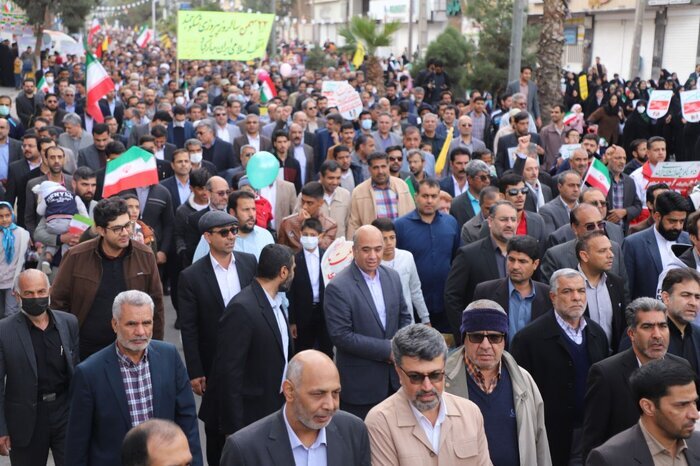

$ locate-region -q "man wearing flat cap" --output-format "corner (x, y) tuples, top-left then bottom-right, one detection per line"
(178, 210), (257, 465)
(445, 299), (552, 466)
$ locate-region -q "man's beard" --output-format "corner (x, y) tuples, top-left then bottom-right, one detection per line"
(658, 221), (682, 242)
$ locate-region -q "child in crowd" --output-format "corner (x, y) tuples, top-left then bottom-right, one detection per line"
(0, 201), (30, 317)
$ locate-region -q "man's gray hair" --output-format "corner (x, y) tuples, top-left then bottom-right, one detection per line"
(511, 92), (526, 103)
(112, 290), (154, 319)
(422, 113), (438, 122)
(626, 297), (667, 328)
(240, 144), (255, 155)
(466, 159), (490, 177)
(13, 269), (50, 294)
(196, 118), (215, 133)
(301, 97), (315, 110)
(286, 358), (304, 386)
(465, 299), (506, 315)
(213, 105), (226, 114)
(62, 112), (82, 126)
(392, 324), (448, 367)
(62, 85), (76, 96)
(549, 268), (586, 294)
(185, 138), (202, 149)
(245, 113), (259, 122)
(157, 102), (172, 112)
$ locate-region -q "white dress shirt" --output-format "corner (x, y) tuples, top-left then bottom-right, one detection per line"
(247, 133), (261, 152)
(452, 175), (468, 197)
(263, 288), (289, 390)
(283, 405), (328, 466)
(359, 267), (386, 329)
(210, 253), (242, 306)
(304, 248), (321, 303)
(293, 144), (308, 184)
(653, 226), (678, 271)
(409, 396), (448, 453)
(216, 125), (231, 143)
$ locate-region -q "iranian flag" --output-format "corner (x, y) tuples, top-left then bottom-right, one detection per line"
(85, 47), (114, 123)
(136, 26), (152, 48)
(102, 147), (159, 198)
(88, 18), (101, 44)
(584, 157), (612, 196)
(260, 75), (277, 103)
(563, 112), (577, 126)
(37, 76), (50, 94)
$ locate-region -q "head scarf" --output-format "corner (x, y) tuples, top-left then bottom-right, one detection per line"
(0, 201), (17, 264)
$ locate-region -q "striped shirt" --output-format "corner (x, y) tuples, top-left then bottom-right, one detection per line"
(373, 183), (398, 220)
(116, 345), (154, 427)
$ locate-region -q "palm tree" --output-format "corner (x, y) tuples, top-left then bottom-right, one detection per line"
(536, 0), (566, 125)
(339, 17), (401, 95)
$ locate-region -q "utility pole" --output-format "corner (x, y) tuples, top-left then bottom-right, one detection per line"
(508, 0), (525, 83)
(408, 0), (414, 59)
(269, 0), (277, 56)
(629, 0), (645, 78)
(151, 0), (157, 44)
(418, 0), (428, 52)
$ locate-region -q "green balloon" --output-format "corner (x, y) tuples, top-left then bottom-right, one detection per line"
(246, 151), (280, 189)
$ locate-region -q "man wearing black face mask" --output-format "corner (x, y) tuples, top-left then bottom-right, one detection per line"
(198, 243), (295, 465)
(0, 269), (79, 465)
(624, 191), (692, 300)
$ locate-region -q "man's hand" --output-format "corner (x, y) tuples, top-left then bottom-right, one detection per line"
(290, 324), (298, 339)
(516, 135), (531, 154)
(387, 351), (395, 365)
(156, 251), (167, 264)
(607, 209), (627, 224)
(60, 232), (80, 247)
(0, 436), (11, 456)
(298, 209), (311, 221)
(536, 144), (545, 156)
(536, 117), (542, 128)
(190, 377), (207, 396)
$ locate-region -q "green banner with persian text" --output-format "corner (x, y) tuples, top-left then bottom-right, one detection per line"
(176, 11), (274, 60)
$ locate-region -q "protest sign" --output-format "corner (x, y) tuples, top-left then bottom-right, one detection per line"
(647, 161), (700, 195)
(177, 11), (274, 60)
(646, 90), (673, 119)
(681, 90), (700, 123)
(321, 81), (363, 120)
(321, 237), (354, 286)
(559, 144), (581, 160)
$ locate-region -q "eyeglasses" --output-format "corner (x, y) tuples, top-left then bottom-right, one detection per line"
(397, 365), (446, 385)
(582, 220), (606, 232)
(506, 187), (530, 196)
(215, 113), (226, 116)
(106, 222), (133, 234)
(473, 174), (490, 182)
(209, 226), (238, 237)
(389, 156), (403, 162)
(466, 333), (505, 344)
(212, 189), (231, 197)
(306, 106), (317, 110)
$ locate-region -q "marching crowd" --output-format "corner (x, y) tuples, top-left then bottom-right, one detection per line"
(0, 31), (700, 466)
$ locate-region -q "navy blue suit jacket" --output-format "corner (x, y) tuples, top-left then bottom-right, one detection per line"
(313, 128), (335, 172)
(65, 341), (202, 466)
(623, 226), (691, 299)
(167, 121), (195, 148)
(160, 175), (186, 214)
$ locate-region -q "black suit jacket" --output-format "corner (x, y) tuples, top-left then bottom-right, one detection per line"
(232, 134), (273, 165)
(582, 349), (689, 461)
(98, 99), (124, 129)
(7, 138), (21, 165)
(584, 272), (627, 354)
(122, 184), (175, 253)
(680, 247), (697, 268)
(449, 191), (478, 229)
(179, 251), (257, 380)
(444, 237), (502, 341)
(220, 409), (371, 466)
(496, 132), (542, 177)
(200, 280), (293, 435)
(0, 310), (79, 447)
(587, 423), (700, 466)
(472, 278), (551, 329)
(204, 138), (237, 172)
(4, 159), (42, 228)
(510, 311), (609, 466)
(77, 144), (105, 172)
(288, 248), (325, 328)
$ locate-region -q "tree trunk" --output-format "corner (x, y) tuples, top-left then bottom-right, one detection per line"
(536, 0), (566, 126)
(366, 55), (385, 95)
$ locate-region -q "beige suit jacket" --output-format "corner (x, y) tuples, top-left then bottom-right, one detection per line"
(348, 177), (415, 238)
(365, 388), (492, 466)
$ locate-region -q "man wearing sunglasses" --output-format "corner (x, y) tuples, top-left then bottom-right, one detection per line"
(511, 268), (609, 466)
(444, 300), (551, 465)
(366, 324), (491, 464)
(495, 172), (547, 253)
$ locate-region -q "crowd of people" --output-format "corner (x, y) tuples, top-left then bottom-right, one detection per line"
(0, 29), (700, 466)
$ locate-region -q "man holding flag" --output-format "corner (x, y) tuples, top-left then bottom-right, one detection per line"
(84, 44), (115, 125)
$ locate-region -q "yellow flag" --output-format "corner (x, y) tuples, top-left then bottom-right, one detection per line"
(434, 127), (454, 176)
(352, 42), (365, 69)
(578, 74), (589, 101)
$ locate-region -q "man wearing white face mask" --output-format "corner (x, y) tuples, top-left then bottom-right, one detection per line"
(168, 105), (194, 149)
(184, 139), (217, 176)
(287, 217), (333, 357)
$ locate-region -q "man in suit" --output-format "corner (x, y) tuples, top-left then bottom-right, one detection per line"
(314, 113), (343, 171)
(541, 204), (628, 286)
(624, 191), (692, 300)
(77, 123), (111, 171)
(520, 156), (553, 213)
(199, 244), (295, 465)
(98, 90), (124, 129)
(167, 106), (195, 149)
(232, 113), (272, 164)
(289, 123), (314, 185)
(577, 230), (627, 353)
(460, 186), (500, 245)
(0, 118), (22, 172)
(444, 200), (517, 342)
(212, 105), (242, 143)
(539, 170), (581, 233)
(311, 159), (351, 238)
(220, 350), (371, 466)
(587, 358), (700, 466)
(505, 66), (541, 126)
(438, 147), (470, 198)
(179, 210), (256, 463)
(151, 125), (177, 163)
(496, 172), (547, 251)
(259, 177), (297, 233)
(288, 218), (332, 356)
(510, 268), (609, 466)
(0, 270), (79, 466)
(606, 145), (642, 233)
(660, 268), (700, 376)
(196, 119), (237, 174)
(365, 324), (492, 464)
(122, 419), (193, 466)
(581, 297), (687, 460)
(324, 225), (413, 419)
(495, 111), (542, 176)
(65, 290), (203, 466)
(57, 113), (92, 157)
(448, 159), (492, 230)
(682, 209), (700, 271)
(472, 235), (551, 343)
(5, 133), (42, 228)
(127, 111), (172, 149)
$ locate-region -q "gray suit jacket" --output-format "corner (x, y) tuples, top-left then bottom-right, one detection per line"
(290, 143), (315, 184)
(0, 310), (79, 447)
(77, 144), (104, 172)
(506, 80), (541, 119)
(324, 263), (412, 405)
(538, 196), (571, 233)
(460, 213), (487, 245)
(371, 131), (402, 150)
(8, 138), (22, 165)
(546, 221), (625, 249)
(220, 409), (371, 466)
(586, 423), (700, 466)
(127, 122), (151, 148)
